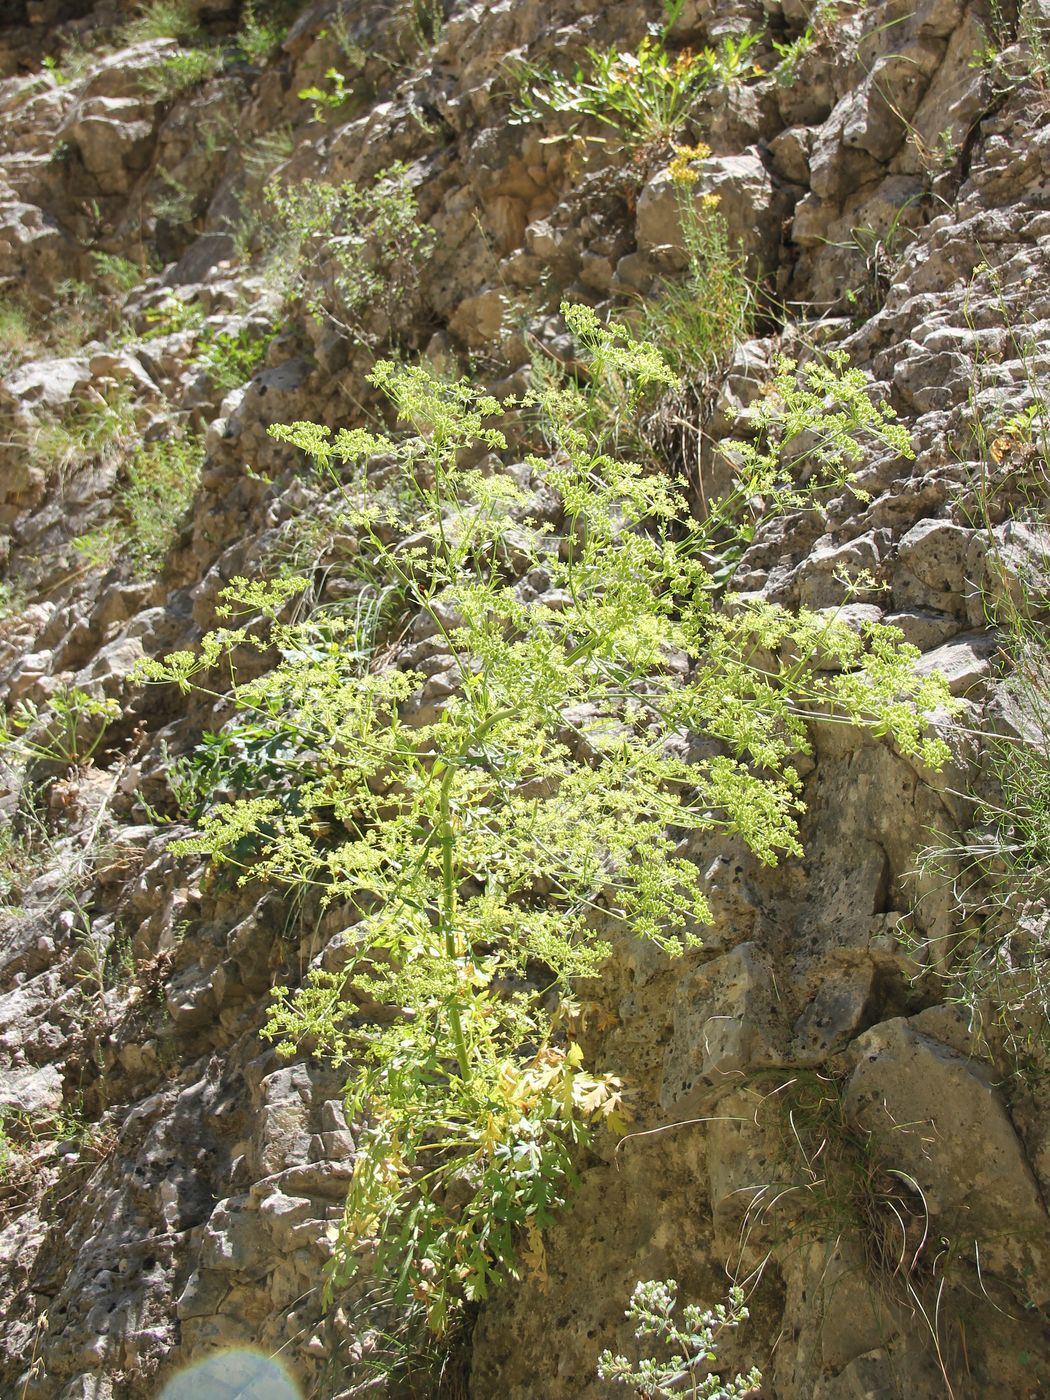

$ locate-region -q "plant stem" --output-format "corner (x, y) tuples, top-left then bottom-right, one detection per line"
(439, 766), (471, 1080)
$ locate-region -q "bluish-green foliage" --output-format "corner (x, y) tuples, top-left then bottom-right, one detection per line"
(599, 1280), (761, 1398)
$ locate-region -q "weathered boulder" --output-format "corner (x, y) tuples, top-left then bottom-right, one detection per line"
(0, 1062), (63, 1123)
(845, 1017), (1050, 1297)
(57, 95), (157, 194)
(0, 197), (71, 298)
(636, 149), (783, 273)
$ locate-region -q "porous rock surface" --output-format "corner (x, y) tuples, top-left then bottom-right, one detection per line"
(0, 0), (1048, 1396)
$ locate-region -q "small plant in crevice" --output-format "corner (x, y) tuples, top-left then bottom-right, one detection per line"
(242, 125), (294, 185)
(402, 0), (444, 54)
(0, 687), (120, 770)
(598, 1280), (760, 1398)
(0, 1095), (116, 1238)
(138, 292), (205, 341)
(40, 42), (94, 86)
(735, 1069), (971, 1398)
(139, 46), (222, 102)
(137, 306), (956, 1333)
(0, 300), (33, 372)
(31, 387), (138, 485)
(969, 0), (1050, 102)
(955, 265), (1050, 529)
(840, 200), (923, 321)
(43, 277), (119, 352)
(647, 180), (755, 387)
(511, 27), (765, 155)
(263, 164), (434, 340)
(314, 1281), (473, 1398)
(90, 251), (144, 296)
(298, 66), (353, 119)
(634, 170), (756, 496)
(151, 170), (201, 228)
(0, 578), (26, 623)
(324, 9), (370, 65)
(236, 0), (288, 65)
(48, 138), (76, 166)
(0, 790), (54, 906)
(73, 432), (204, 579)
(770, 0), (848, 84)
(0, 1100), (86, 1171)
(150, 719), (323, 828)
(200, 108), (239, 163)
(117, 0), (200, 46)
(192, 324), (275, 390)
(266, 507), (409, 671)
(738, 1072), (930, 1281)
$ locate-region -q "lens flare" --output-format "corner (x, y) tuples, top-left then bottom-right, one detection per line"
(158, 1349), (302, 1400)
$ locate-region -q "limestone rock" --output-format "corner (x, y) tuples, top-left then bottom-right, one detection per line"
(660, 943), (785, 1111)
(57, 96), (157, 195)
(0, 356), (91, 410)
(912, 629), (998, 695)
(0, 0), (1049, 1394)
(76, 41), (180, 102)
(845, 1017), (1050, 1296)
(636, 150), (784, 274)
(0, 1063), (63, 1122)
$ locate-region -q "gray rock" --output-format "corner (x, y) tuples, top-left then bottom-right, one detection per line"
(162, 233), (237, 288)
(1, 356), (91, 409)
(58, 96), (157, 195)
(912, 628), (998, 695)
(896, 518), (971, 585)
(199, 1195), (267, 1275)
(846, 1017), (1050, 1294)
(882, 607), (962, 649)
(636, 150), (782, 274)
(660, 943), (784, 1110)
(76, 41), (179, 102)
(0, 1062), (63, 1122)
(793, 963), (878, 1055)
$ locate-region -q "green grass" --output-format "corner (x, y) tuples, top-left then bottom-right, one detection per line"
(118, 0), (199, 46)
(0, 580), (25, 621)
(89, 252), (144, 295)
(32, 388), (138, 485)
(192, 324), (275, 390)
(645, 180), (755, 383)
(139, 46), (222, 101)
(236, 0), (288, 64)
(0, 300), (33, 372)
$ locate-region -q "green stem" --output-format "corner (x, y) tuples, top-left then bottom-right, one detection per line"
(439, 766), (471, 1081)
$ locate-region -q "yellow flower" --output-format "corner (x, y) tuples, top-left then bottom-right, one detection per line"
(668, 141), (711, 186)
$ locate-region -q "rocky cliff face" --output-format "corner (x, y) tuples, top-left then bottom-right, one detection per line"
(0, 0), (1049, 1397)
